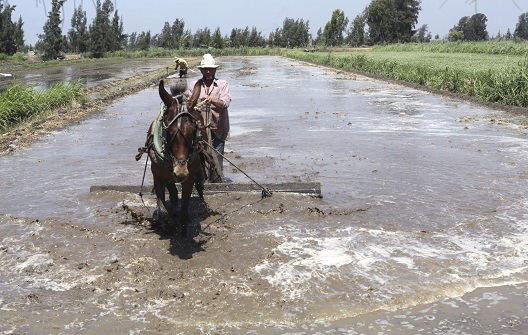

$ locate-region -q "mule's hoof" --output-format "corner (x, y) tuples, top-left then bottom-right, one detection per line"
(153, 208), (169, 222)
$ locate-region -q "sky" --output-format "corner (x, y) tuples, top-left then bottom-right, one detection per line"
(4, 0), (528, 46)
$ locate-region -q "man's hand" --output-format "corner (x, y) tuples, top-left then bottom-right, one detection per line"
(201, 95), (212, 104)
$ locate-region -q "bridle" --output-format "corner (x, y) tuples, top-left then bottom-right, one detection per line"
(162, 103), (201, 167)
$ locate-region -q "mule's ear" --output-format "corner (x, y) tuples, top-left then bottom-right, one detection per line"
(159, 80), (173, 107)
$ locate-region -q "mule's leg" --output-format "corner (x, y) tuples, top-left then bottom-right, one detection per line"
(194, 169), (205, 199)
(152, 175), (167, 221)
(180, 177), (194, 237)
(159, 182), (179, 235)
(166, 182), (179, 208)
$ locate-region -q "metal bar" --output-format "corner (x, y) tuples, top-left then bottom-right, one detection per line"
(90, 182), (322, 196)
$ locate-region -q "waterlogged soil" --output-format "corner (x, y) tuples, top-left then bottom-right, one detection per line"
(1, 192), (333, 334)
(2, 56), (528, 334)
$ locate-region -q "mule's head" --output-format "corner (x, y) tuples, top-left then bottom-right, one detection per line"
(159, 80), (197, 183)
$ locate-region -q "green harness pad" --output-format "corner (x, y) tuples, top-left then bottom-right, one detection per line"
(152, 107), (173, 168)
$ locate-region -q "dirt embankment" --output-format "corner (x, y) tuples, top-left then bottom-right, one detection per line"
(0, 70), (165, 154)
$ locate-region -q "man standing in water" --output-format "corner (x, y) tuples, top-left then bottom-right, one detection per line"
(173, 57), (188, 78)
(187, 54), (231, 182)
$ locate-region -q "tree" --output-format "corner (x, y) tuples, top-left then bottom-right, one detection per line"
(313, 27), (323, 45)
(88, 0), (122, 57)
(39, 0), (66, 60)
(0, 4), (14, 55)
(468, 13), (488, 41)
(514, 12), (528, 40)
(127, 31), (138, 49)
(89, 0), (109, 57)
(347, 14), (366, 47)
(68, 5), (89, 53)
(281, 18), (310, 48)
(416, 24), (431, 43)
(266, 18), (310, 48)
(137, 30), (151, 51)
(451, 13), (488, 41)
(447, 28), (464, 42)
(212, 27), (224, 49)
(366, 0), (393, 44)
(322, 9), (349, 46)
(0, 3), (25, 55)
(14, 17), (25, 52)
(171, 19), (186, 49)
(110, 10), (125, 51)
(230, 28), (244, 48)
(268, 28), (280, 47)
(193, 27), (211, 48)
(394, 0), (421, 42)
(366, 0), (421, 44)
(158, 22), (173, 49)
(248, 26), (265, 47)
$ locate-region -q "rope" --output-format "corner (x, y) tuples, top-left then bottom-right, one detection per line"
(139, 154), (151, 215)
(201, 140), (273, 198)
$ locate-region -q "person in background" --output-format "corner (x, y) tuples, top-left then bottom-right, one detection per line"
(187, 54), (231, 182)
(174, 57), (188, 78)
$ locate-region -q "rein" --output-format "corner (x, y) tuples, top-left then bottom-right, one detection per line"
(164, 111), (200, 166)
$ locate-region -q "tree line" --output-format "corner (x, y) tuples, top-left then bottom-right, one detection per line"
(2, 0), (528, 61)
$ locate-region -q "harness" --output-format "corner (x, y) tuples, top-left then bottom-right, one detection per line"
(152, 95), (200, 168)
(135, 92), (224, 185)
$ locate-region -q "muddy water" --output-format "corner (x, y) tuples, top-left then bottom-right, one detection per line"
(2, 56), (528, 334)
(0, 58), (172, 91)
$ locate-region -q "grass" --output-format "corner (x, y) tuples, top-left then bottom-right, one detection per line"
(374, 40), (528, 55)
(284, 42), (528, 108)
(0, 81), (86, 132)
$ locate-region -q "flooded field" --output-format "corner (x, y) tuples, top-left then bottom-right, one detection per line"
(1, 56), (528, 334)
(0, 58), (172, 91)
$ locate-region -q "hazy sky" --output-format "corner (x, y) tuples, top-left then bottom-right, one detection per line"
(5, 0), (527, 46)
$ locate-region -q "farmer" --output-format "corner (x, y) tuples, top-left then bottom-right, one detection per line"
(187, 54), (231, 182)
(174, 57), (188, 78)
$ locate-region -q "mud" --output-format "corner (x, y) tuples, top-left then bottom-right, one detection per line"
(1, 190), (341, 334)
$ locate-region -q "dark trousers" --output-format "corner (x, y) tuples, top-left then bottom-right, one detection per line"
(209, 132), (225, 182)
(211, 132), (225, 175)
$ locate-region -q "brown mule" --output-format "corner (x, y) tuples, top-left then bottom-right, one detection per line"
(147, 80), (205, 236)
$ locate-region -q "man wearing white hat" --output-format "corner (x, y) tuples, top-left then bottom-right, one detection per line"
(187, 54), (232, 182)
(174, 56), (188, 78)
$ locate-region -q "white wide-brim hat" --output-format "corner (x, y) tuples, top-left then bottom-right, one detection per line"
(173, 56), (179, 62)
(197, 54), (219, 68)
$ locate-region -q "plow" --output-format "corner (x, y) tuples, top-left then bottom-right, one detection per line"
(89, 181), (321, 196)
